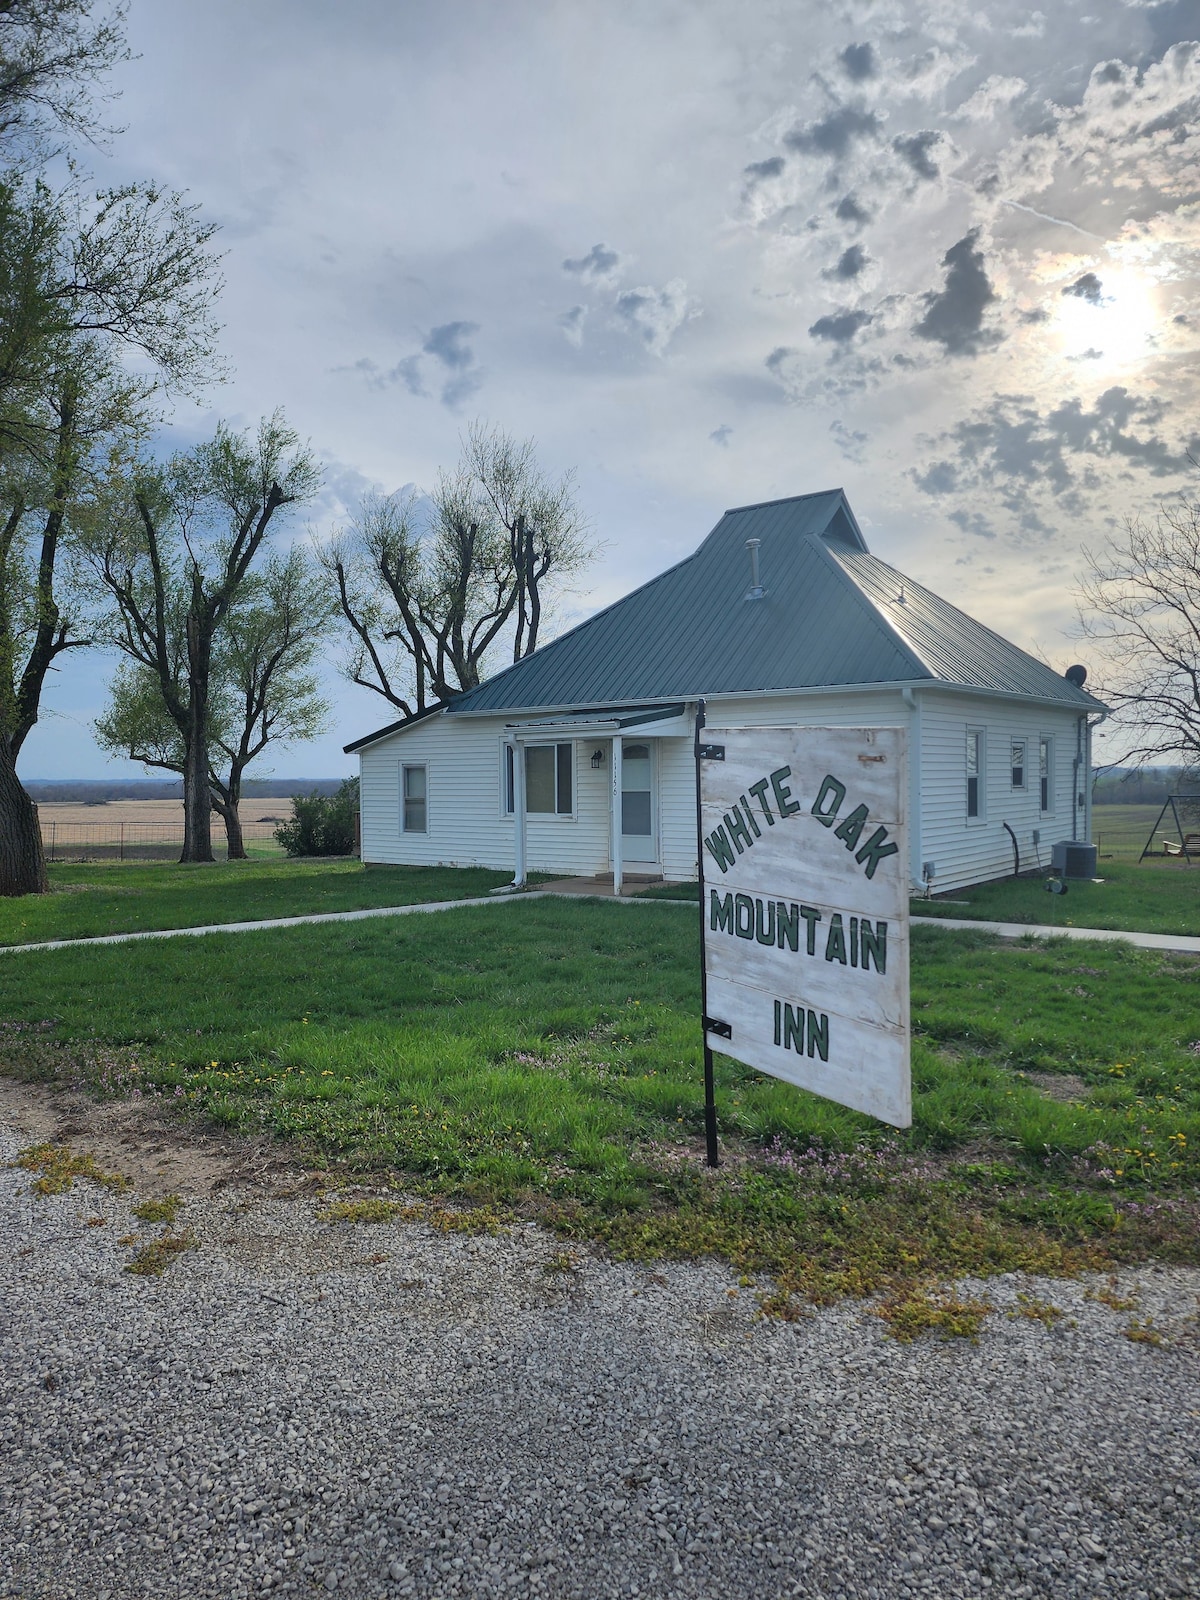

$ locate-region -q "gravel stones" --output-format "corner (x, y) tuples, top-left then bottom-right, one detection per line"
(1, 1115), (1198, 1599)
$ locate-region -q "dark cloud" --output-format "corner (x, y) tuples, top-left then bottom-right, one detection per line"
(912, 387), (1190, 514)
(912, 460), (959, 495)
(563, 243), (624, 283)
(744, 155), (786, 184)
(393, 355), (426, 396)
(913, 231), (1000, 356)
(892, 130), (943, 180)
(1020, 308), (1050, 324)
(1062, 272), (1104, 304)
(822, 244), (869, 281)
(948, 508), (997, 540)
(784, 106), (882, 159)
(423, 321), (479, 369)
(839, 43), (877, 82)
(809, 308), (873, 343)
(765, 346), (797, 376)
(709, 424), (733, 447)
(835, 193), (872, 226)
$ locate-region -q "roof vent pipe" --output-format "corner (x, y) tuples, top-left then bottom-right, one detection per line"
(745, 537), (765, 601)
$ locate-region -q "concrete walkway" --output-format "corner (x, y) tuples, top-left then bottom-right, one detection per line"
(0, 890), (558, 956)
(1, 883), (1197, 957)
(911, 913), (1200, 955)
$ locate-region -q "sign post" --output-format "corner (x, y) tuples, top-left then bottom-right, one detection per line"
(695, 705), (910, 1163)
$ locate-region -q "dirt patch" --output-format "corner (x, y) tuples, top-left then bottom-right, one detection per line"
(0, 1073), (316, 1200)
(1018, 1070), (1090, 1103)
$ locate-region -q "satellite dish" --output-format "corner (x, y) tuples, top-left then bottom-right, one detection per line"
(1064, 664), (1087, 688)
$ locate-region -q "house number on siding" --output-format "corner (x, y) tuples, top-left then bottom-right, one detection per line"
(700, 725), (911, 1128)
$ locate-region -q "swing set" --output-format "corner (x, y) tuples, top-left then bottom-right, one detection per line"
(1139, 795), (1200, 862)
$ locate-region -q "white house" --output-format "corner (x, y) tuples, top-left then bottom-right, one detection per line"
(346, 490), (1106, 895)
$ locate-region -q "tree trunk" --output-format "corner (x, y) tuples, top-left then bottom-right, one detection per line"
(181, 721), (215, 862)
(0, 741), (48, 896)
(180, 617), (215, 863)
(212, 794), (246, 860)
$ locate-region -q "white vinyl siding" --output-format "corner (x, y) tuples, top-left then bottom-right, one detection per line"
(357, 689), (1090, 894)
(918, 693), (1083, 893)
(360, 714), (608, 875)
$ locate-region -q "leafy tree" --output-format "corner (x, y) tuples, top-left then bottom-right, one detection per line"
(275, 776), (359, 858)
(90, 416), (320, 864)
(1078, 490), (1200, 773)
(0, 1), (223, 898)
(0, 1), (129, 160)
(326, 423), (592, 717)
(94, 548), (333, 858)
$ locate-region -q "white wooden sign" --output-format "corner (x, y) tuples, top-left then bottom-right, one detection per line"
(699, 725), (910, 1127)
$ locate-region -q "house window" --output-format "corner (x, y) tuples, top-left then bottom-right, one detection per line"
(1039, 737), (1052, 812)
(966, 728), (984, 820)
(504, 742), (573, 815)
(1011, 738), (1026, 790)
(402, 764), (427, 833)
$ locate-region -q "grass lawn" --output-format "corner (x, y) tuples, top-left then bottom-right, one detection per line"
(0, 858), (524, 947)
(645, 859), (1200, 937)
(915, 858), (1200, 936)
(1, 899), (1196, 1317)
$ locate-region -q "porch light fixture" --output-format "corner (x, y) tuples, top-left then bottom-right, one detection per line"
(590, 748), (605, 768)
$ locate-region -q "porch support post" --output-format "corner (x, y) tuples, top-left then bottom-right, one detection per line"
(611, 735), (623, 897)
(511, 738), (528, 888)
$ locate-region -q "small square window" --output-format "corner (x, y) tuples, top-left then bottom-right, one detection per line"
(402, 764), (426, 833)
(1011, 738), (1026, 790)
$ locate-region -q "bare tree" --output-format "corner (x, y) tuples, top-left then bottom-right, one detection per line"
(94, 548), (332, 858)
(1078, 489), (1200, 771)
(91, 415), (319, 863)
(325, 423), (592, 717)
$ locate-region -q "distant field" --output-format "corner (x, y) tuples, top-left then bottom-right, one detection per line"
(34, 798), (294, 827)
(34, 798), (295, 862)
(1092, 802), (1181, 860)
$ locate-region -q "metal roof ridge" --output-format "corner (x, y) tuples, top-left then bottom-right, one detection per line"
(834, 547), (1106, 706)
(808, 536), (931, 682)
(722, 487), (843, 515)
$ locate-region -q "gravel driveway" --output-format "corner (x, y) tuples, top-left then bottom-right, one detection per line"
(2, 1112), (1198, 1600)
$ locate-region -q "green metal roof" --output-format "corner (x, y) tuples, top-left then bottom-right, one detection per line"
(446, 490), (1101, 717)
(347, 490), (1102, 750)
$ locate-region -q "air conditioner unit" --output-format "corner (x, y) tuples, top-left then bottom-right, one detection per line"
(1051, 840), (1097, 878)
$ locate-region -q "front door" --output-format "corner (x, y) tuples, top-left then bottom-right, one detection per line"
(620, 742), (657, 865)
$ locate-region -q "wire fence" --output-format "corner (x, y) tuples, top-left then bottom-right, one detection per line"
(39, 820), (284, 862)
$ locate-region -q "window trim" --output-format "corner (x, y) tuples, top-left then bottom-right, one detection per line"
(1038, 735), (1054, 814)
(966, 726), (986, 824)
(502, 740), (576, 821)
(1011, 737), (1027, 792)
(401, 762), (427, 834)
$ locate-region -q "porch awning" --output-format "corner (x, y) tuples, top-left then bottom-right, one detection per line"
(502, 703), (690, 741)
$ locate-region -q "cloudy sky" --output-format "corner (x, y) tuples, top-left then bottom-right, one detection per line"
(26, 0), (1200, 777)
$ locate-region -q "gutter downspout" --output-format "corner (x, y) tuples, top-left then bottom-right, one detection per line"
(901, 688), (922, 894)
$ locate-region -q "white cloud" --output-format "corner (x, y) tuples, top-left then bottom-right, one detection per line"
(612, 279), (700, 356)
